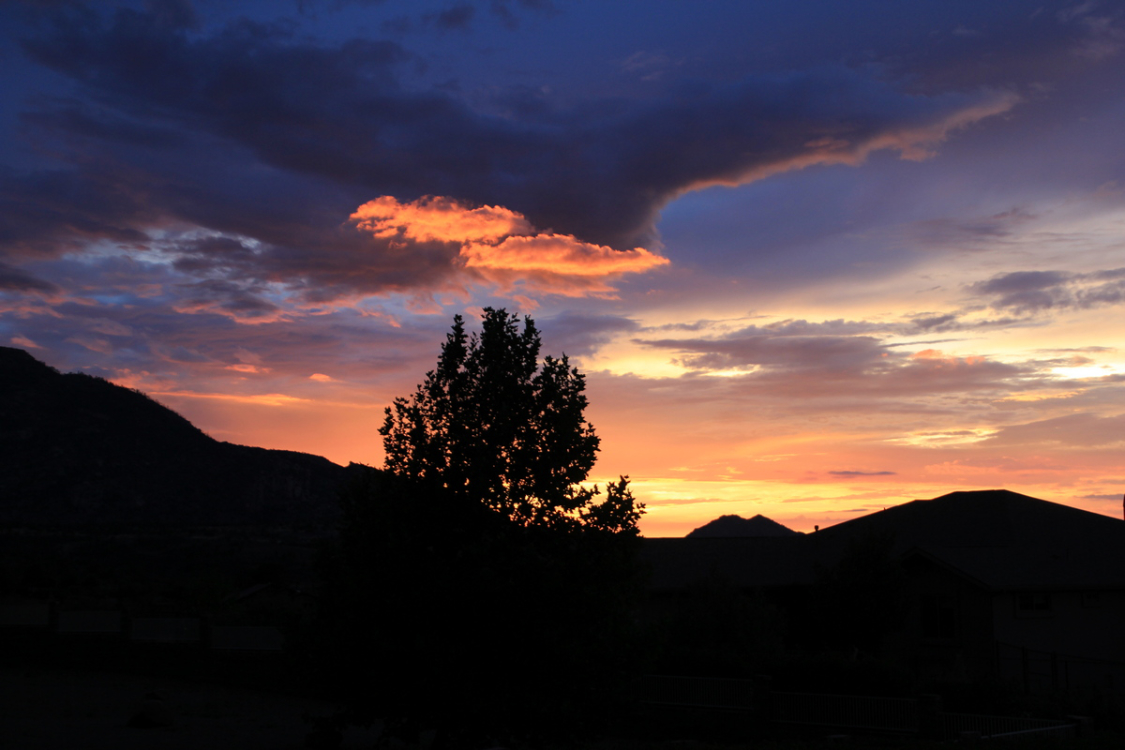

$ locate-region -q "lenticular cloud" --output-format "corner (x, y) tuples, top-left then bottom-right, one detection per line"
(351, 196), (668, 298)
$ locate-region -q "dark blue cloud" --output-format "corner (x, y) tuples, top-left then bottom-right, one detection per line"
(537, 311), (639, 358)
(0, 260), (58, 292)
(0, 0), (1119, 311)
(427, 4), (474, 30)
(3, 3), (1016, 276)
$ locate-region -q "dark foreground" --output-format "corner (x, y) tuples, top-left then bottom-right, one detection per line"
(2, 666), (1122, 750)
(0, 667), (381, 750)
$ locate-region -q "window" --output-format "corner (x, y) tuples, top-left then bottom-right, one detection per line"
(1015, 592), (1052, 618)
(921, 596), (956, 639)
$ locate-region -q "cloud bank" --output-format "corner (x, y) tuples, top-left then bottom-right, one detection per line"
(1, 2), (1017, 303)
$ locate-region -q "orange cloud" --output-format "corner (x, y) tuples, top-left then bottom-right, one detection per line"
(351, 195), (670, 299)
(911, 348), (986, 367)
(350, 195), (533, 244)
(150, 390), (312, 407)
(463, 234), (668, 276)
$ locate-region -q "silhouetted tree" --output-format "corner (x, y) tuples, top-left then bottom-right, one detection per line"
(380, 308), (640, 531)
(315, 309), (645, 744)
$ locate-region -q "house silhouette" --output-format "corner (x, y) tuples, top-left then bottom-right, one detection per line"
(643, 490), (1125, 692)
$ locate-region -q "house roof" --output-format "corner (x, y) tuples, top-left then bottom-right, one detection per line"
(820, 489), (1125, 590)
(643, 490), (1125, 592)
(814, 490), (1120, 551)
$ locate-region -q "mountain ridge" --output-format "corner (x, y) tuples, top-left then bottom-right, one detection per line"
(686, 513), (800, 538)
(0, 346), (360, 526)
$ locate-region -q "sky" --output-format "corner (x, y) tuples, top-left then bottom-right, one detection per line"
(2, 0), (1124, 535)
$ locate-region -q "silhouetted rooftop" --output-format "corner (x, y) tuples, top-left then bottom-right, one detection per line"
(816, 489), (1120, 550)
(643, 489), (1125, 592)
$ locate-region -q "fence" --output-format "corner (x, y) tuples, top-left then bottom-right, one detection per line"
(939, 711), (1075, 742)
(636, 676), (1082, 740)
(995, 641), (1125, 695)
(773, 691), (919, 733)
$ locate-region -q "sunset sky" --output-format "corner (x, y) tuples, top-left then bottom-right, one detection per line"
(3, 1), (1124, 535)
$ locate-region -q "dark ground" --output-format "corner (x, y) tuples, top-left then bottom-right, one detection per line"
(3, 665), (1122, 750)
(0, 666), (381, 750)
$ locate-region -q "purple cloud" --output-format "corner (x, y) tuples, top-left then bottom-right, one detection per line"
(0, 260), (58, 293)
(969, 268), (1125, 314)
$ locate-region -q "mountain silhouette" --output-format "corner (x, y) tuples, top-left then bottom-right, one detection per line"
(0, 347), (358, 526)
(686, 513), (799, 538)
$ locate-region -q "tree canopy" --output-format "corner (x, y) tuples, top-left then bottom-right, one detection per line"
(379, 307), (641, 532)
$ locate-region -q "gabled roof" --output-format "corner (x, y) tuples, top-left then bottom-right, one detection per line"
(816, 489), (1125, 590)
(814, 490), (1122, 552)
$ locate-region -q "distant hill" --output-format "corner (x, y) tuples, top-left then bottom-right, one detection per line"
(686, 513), (799, 538)
(0, 346), (361, 526)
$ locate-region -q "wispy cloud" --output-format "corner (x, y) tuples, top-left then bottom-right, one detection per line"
(969, 268), (1125, 314)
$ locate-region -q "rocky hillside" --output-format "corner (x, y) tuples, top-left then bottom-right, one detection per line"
(0, 347), (360, 526)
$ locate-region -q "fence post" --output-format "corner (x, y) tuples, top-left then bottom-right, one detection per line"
(1021, 647), (1029, 694)
(993, 640), (1000, 683)
(754, 674), (775, 725)
(918, 693), (942, 739)
(1066, 715), (1093, 737)
(752, 673), (772, 714)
